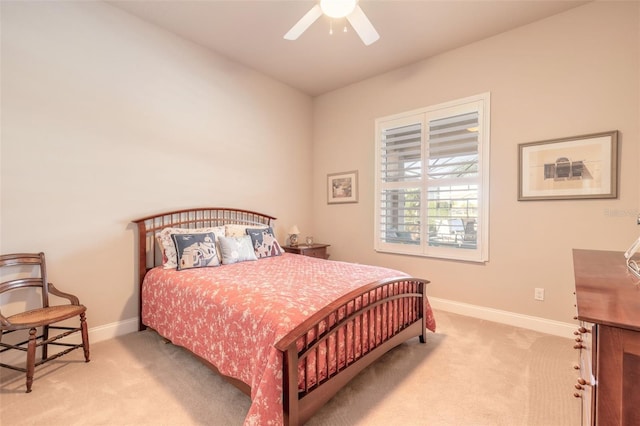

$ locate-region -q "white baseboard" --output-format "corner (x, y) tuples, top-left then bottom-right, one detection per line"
(429, 297), (576, 338)
(88, 317), (140, 343)
(67, 301), (578, 346)
(2, 301), (575, 369)
(95, 303), (577, 341)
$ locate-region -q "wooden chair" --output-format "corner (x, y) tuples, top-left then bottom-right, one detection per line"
(0, 252), (89, 392)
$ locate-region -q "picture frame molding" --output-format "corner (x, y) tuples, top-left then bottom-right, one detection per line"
(327, 170), (359, 204)
(517, 130), (619, 201)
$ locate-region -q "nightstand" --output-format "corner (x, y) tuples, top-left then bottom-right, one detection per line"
(282, 244), (330, 259)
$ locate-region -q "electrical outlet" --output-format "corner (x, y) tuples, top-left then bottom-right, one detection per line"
(534, 288), (545, 301)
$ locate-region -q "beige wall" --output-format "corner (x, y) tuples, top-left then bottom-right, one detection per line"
(0, 2), (313, 331)
(312, 1), (640, 323)
(1, 1), (638, 336)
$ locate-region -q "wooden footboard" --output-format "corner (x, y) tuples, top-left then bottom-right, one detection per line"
(276, 277), (429, 425)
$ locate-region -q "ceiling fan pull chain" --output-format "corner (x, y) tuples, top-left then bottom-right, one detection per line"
(329, 20), (333, 35)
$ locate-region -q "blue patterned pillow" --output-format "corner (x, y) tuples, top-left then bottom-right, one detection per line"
(246, 227), (282, 259)
(218, 235), (258, 265)
(171, 232), (220, 270)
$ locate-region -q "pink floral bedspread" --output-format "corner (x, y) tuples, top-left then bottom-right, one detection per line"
(142, 253), (436, 425)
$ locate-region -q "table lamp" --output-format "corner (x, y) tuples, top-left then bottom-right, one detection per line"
(288, 225), (300, 246)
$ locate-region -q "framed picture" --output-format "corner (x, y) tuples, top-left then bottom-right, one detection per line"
(518, 130), (618, 201)
(327, 170), (358, 204)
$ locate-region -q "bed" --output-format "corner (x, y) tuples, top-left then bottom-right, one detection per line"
(133, 207), (436, 425)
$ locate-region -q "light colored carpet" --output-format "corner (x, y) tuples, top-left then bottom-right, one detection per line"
(0, 310), (580, 425)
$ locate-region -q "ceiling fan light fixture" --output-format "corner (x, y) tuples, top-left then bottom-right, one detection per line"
(284, 0), (378, 45)
(320, 0), (357, 19)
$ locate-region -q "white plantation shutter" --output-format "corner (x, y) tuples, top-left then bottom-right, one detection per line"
(381, 123), (422, 182)
(428, 112), (478, 179)
(375, 94), (490, 262)
(378, 119), (422, 247)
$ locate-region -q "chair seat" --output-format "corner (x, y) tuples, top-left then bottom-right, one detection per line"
(5, 305), (87, 330)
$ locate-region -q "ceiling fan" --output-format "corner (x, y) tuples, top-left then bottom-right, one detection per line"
(284, 0), (380, 46)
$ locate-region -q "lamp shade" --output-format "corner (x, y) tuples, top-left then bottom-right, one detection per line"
(289, 225), (300, 235)
(320, 0), (356, 18)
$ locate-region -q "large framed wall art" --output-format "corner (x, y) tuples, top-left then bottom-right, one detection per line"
(518, 131), (618, 201)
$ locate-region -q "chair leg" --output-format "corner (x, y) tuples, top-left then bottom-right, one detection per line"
(42, 324), (49, 361)
(26, 328), (37, 393)
(80, 312), (90, 362)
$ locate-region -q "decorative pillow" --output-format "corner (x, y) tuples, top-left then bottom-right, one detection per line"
(156, 226), (225, 269)
(246, 227), (282, 259)
(171, 232), (220, 270)
(225, 224), (268, 238)
(218, 235), (258, 265)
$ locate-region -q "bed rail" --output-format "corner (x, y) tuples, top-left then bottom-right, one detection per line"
(276, 276), (429, 425)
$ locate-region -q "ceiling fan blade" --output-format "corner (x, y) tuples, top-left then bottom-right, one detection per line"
(347, 5), (380, 46)
(284, 5), (323, 40)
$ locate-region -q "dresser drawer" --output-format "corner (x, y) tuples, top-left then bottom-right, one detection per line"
(575, 321), (596, 426)
(282, 244), (330, 259)
(302, 247), (327, 258)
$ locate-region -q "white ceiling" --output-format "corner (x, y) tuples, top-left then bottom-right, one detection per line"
(109, 0), (588, 96)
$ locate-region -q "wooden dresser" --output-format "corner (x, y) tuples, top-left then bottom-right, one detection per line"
(573, 249), (640, 425)
(282, 243), (330, 259)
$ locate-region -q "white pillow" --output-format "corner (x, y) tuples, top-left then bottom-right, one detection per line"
(218, 235), (258, 265)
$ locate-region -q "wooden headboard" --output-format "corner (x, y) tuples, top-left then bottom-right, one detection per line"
(132, 207), (276, 329)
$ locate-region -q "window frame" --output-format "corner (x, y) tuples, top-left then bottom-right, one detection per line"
(374, 93), (490, 263)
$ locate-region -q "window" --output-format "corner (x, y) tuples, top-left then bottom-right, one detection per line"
(374, 93), (490, 262)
